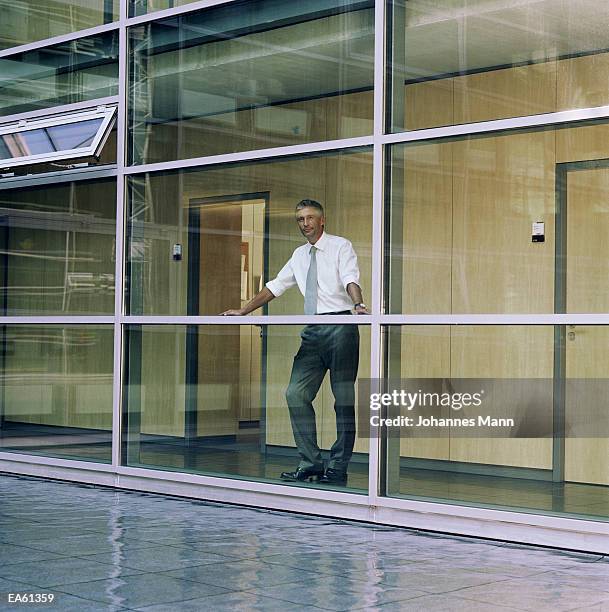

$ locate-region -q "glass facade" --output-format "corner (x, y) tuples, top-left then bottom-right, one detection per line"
(0, 324), (113, 462)
(0, 1), (118, 51)
(0, 178), (117, 315)
(126, 149), (372, 315)
(123, 324), (370, 491)
(128, 0), (374, 164)
(0, 31), (119, 117)
(1, 0), (609, 549)
(388, 0), (609, 131)
(385, 324), (609, 521)
(386, 121), (609, 314)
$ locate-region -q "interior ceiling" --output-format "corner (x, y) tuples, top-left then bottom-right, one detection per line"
(402, 0), (609, 80)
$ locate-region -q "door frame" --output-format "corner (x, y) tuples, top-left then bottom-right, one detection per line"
(186, 192), (270, 446)
(553, 157), (609, 482)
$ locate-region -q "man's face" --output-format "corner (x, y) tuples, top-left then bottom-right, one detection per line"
(296, 206), (325, 243)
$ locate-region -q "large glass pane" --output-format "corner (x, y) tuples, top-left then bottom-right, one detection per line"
(128, 0), (374, 164)
(0, 324), (113, 463)
(0, 0), (118, 51)
(386, 120), (609, 314)
(126, 148), (373, 315)
(123, 324), (370, 492)
(383, 324), (609, 522)
(0, 31), (119, 117)
(389, 0), (609, 132)
(0, 178), (116, 315)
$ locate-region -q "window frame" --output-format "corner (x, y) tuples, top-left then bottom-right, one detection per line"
(0, 105), (117, 169)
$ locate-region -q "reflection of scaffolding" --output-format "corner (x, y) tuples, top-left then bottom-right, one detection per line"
(129, 25), (156, 312)
(0, 201), (116, 313)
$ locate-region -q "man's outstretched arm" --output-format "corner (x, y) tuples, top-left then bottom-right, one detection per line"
(346, 282), (369, 314)
(221, 287), (276, 316)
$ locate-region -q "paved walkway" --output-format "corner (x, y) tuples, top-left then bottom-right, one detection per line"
(0, 474), (608, 611)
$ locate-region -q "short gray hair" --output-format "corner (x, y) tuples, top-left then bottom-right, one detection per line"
(295, 199), (324, 215)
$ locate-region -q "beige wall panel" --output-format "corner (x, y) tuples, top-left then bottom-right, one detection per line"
(449, 326), (553, 469)
(404, 79), (453, 130)
(451, 131), (555, 313)
(264, 328), (302, 448)
(556, 124), (609, 164)
(558, 52), (609, 111)
(401, 142), (453, 313)
(139, 328), (186, 437)
(398, 325), (451, 460)
(454, 62), (556, 125)
(327, 90), (373, 140)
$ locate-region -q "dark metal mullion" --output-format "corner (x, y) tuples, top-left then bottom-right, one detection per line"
(185, 206), (201, 455)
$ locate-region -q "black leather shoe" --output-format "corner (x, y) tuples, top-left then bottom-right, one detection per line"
(280, 467), (324, 482)
(319, 468), (348, 485)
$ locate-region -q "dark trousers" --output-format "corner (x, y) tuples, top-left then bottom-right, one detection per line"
(285, 322), (359, 472)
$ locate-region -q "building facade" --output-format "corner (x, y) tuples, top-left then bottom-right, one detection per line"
(1, 0), (609, 552)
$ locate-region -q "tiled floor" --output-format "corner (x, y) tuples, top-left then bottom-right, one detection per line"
(0, 475), (608, 611)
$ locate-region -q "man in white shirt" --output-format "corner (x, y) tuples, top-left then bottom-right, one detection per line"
(222, 199), (368, 485)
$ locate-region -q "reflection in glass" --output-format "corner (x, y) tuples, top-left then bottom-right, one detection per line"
(0, 31), (119, 117)
(0, 325), (113, 462)
(384, 325), (609, 522)
(126, 148), (372, 315)
(388, 0), (609, 131)
(0, 0), (118, 51)
(123, 324), (369, 491)
(0, 178), (117, 315)
(386, 121), (609, 314)
(128, 0), (374, 164)
(130, 0), (204, 17)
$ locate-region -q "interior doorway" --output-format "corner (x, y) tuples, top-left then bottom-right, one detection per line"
(186, 193), (268, 440)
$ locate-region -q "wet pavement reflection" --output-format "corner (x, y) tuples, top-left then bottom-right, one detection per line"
(0, 474), (608, 611)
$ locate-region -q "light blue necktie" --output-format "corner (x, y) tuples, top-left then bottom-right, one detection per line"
(304, 245), (318, 315)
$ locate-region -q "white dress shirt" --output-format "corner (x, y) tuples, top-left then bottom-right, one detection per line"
(266, 232), (361, 313)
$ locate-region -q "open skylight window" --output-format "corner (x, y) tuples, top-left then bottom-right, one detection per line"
(0, 106), (116, 169)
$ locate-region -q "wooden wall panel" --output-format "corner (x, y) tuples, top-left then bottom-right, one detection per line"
(404, 79), (453, 130)
(449, 326), (553, 469)
(451, 131), (555, 314)
(398, 326), (451, 460)
(401, 142), (453, 314)
(454, 62), (556, 125)
(557, 53), (609, 111)
(139, 327), (186, 437)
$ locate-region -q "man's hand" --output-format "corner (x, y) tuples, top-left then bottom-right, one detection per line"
(353, 304), (369, 315)
(220, 308), (245, 316)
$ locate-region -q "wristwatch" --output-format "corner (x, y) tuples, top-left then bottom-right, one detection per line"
(353, 303), (367, 309)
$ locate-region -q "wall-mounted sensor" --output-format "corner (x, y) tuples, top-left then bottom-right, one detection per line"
(532, 221), (544, 243)
(172, 243), (183, 261)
